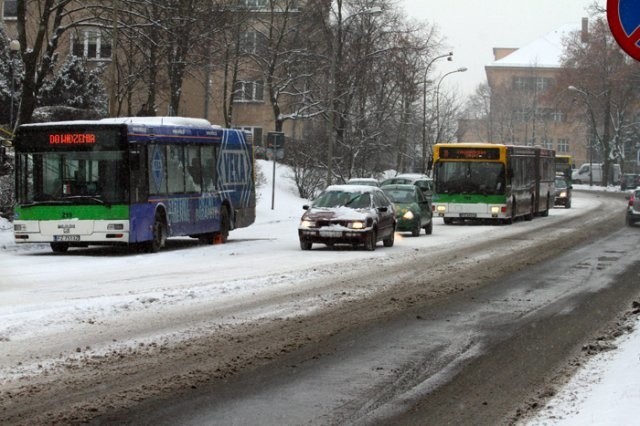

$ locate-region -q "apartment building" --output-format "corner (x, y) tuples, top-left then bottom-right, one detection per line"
(458, 22), (590, 166)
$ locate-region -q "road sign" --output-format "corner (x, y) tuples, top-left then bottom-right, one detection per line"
(266, 132), (285, 149)
(607, 0), (640, 61)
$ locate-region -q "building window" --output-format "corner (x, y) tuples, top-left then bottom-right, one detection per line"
(541, 137), (553, 149)
(514, 108), (529, 122)
(72, 29), (112, 61)
(234, 80), (264, 102)
(536, 77), (550, 91)
(2, 0), (16, 19)
(236, 126), (263, 146)
(557, 138), (569, 153)
(513, 77), (527, 90)
(240, 31), (267, 55)
(239, 0), (268, 8)
(551, 110), (565, 122)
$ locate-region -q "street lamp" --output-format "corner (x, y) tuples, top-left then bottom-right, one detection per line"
(435, 67), (467, 144)
(421, 51), (453, 174)
(9, 39), (21, 131)
(325, 6), (382, 186)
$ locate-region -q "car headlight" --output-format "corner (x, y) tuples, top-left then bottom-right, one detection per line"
(348, 221), (365, 229)
(300, 220), (316, 228)
(559, 191), (567, 198)
(402, 210), (415, 220)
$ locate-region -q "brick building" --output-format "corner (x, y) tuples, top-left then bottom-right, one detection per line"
(458, 21), (591, 167)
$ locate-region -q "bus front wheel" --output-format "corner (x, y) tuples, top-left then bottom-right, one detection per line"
(147, 212), (167, 253)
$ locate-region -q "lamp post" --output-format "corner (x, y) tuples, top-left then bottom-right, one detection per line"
(435, 67), (467, 145)
(9, 39), (21, 131)
(325, 5), (382, 186)
(421, 52), (453, 174)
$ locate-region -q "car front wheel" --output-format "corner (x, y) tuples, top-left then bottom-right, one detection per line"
(383, 228), (395, 247)
(364, 230), (377, 251)
(300, 239), (312, 250)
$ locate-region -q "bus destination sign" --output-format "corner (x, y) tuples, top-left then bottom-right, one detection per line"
(49, 133), (97, 145)
(439, 147), (501, 160)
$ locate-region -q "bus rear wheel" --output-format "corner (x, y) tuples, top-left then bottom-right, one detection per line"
(215, 207), (230, 244)
(50, 242), (69, 253)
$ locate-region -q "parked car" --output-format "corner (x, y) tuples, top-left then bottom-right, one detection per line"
(620, 173), (640, 191)
(626, 189), (640, 226)
(554, 176), (572, 208)
(298, 185), (396, 251)
(346, 177), (380, 187)
(380, 173), (434, 203)
(382, 184), (433, 236)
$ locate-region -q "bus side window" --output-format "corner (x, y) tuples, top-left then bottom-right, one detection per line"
(185, 146), (201, 193)
(201, 146), (217, 192)
(167, 145), (186, 194)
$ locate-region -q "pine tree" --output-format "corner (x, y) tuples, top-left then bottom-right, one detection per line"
(37, 55), (108, 116)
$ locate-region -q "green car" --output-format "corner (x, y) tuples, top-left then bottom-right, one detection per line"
(382, 184), (433, 236)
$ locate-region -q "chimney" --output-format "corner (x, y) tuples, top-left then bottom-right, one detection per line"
(581, 17), (589, 43)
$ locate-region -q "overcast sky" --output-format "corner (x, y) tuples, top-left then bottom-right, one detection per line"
(400, 0), (602, 97)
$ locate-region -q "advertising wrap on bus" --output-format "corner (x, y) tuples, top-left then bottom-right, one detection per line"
(13, 117), (256, 253)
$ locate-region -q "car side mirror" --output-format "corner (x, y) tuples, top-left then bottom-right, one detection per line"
(303, 205), (310, 210)
(378, 206), (388, 212)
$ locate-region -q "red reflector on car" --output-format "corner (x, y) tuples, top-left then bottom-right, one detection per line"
(501, 206), (507, 213)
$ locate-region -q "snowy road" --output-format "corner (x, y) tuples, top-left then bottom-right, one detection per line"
(0, 176), (636, 423)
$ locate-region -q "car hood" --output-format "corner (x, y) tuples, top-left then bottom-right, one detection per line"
(302, 207), (371, 221)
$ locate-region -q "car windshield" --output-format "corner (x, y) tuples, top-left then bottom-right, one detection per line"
(312, 190), (371, 209)
(555, 178), (567, 188)
(383, 189), (415, 204)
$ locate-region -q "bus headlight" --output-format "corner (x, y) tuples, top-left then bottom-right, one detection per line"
(107, 223), (125, 230)
(490, 206), (500, 215)
(436, 205), (446, 214)
(14, 224), (26, 232)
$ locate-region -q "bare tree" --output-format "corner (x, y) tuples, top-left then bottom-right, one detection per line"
(14, 0), (106, 127)
(558, 17), (640, 183)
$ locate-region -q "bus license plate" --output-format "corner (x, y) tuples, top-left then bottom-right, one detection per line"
(54, 235), (80, 242)
(459, 213), (477, 218)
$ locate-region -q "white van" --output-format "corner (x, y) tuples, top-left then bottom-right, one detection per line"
(571, 163), (621, 185)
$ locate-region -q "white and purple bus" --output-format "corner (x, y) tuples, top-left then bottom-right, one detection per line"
(13, 117), (255, 253)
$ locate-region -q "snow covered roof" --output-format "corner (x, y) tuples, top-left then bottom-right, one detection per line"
(488, 23), (579, 69)
(99, 116), (215, 127)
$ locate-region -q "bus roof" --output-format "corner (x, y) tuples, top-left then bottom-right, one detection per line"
(20, 116), (216, 128)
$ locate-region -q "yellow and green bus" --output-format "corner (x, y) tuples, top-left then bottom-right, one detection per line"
(432, 143), (555, 224)
(554, 154), (573, 182)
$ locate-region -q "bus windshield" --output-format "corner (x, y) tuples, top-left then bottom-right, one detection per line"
(17, 151), (128, 205)
(435, 162), (506, 195)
